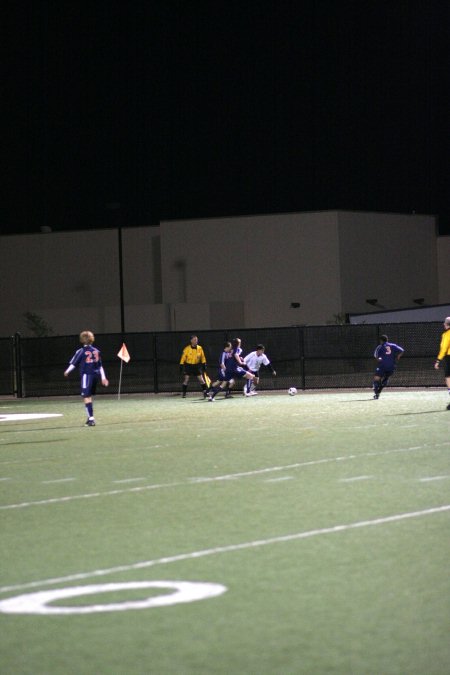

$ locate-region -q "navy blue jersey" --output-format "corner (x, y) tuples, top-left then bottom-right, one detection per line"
(374, 342), (404, 370)
(225, 347), (246, 375)
(69, 345), (103, 377)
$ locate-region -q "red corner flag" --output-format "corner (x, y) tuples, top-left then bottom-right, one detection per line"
(117, 343), (131, 363)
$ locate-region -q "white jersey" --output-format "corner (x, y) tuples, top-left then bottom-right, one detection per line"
(244, 351), (270, 372)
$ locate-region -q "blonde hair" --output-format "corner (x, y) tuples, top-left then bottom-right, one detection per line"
(79, 331), (95, 345)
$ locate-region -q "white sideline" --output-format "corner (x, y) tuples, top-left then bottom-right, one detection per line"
(0, 504), (448, 595)
(2, 442), (448, 511)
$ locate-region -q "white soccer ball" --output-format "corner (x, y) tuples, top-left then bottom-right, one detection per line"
(288, 387), (297, 396)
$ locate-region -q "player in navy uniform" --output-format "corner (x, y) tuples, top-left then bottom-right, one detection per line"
(208, 338), (255, 400)
(64, 331), (109, 425)
(209, 342), (233, 398)
(372, 334), (404, 399)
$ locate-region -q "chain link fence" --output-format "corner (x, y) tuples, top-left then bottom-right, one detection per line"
(1, 322), (444, 397)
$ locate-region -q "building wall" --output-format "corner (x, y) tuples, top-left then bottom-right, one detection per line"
(0, 229), (121, 336)
(160, 211), (342, 328)
(437, 235), (450, 304)
(337, 212), (439, 315)
(0, 211), (447, 337)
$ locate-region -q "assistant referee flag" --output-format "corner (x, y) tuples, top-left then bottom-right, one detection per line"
(117, 343), (131, 363)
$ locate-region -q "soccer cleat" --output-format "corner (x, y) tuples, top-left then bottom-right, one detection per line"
(225, 392), (233, 398)
(182, 393), (186, 398)
(373, 394), (379, 399)
(447, 403), (450, 410)
(85, 418), (96, 426)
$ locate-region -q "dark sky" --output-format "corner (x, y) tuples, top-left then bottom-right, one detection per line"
(4, 1), (450, 235)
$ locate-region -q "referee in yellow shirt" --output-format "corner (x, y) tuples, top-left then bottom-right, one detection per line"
(434, 316), (450, 410)
(180, 335), (208, 398)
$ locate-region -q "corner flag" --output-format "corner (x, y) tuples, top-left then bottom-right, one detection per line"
(117, 343), (131, 363)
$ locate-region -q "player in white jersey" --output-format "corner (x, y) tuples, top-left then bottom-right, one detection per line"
(243, 344), (276, 395)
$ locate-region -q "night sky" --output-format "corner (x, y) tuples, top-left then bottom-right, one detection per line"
(4, 1), (450, 236)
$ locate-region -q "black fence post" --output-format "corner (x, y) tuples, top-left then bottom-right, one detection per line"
(13, 332), (23, 398)
(299, 326), (306, 390)
(153, 333), (159, 393)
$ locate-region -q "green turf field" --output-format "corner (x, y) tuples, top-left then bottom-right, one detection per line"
(1, 389), (449, 675)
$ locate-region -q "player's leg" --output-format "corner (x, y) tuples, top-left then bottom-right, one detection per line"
(444, 358), (450, 408)
(244, 372), (255, 396)
(82, 374), (96, 425)
(196, 372), (208, 397)
(372, 374), (382, 399)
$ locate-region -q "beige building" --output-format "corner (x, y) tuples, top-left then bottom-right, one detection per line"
(0, 210), (448, 337)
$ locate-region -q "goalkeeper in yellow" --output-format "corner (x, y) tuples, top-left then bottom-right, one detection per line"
(179, 335), (209, 398)
(434, 316), (450, 410)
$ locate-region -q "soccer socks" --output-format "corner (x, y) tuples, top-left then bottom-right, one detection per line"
(85, 402), (93, 418)
(182, 385), (187, 397)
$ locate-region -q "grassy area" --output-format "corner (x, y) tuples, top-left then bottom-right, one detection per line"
(1, 389), (449, 674)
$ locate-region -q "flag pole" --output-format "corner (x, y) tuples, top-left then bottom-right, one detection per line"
(117, 342), (130, 400)
(118, 359), (123, 400)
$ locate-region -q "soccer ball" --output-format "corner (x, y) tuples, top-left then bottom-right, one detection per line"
(288, 387), (297, 396)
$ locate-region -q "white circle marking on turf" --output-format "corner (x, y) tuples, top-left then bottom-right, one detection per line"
(0, 414), (63, 422)
(0, 581), (227, 615)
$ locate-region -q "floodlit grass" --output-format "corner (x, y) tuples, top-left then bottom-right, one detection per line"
(0, 389), (449, 675)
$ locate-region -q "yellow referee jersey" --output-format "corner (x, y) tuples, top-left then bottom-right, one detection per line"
(180, 344), (206, 366)
(437, 328), (450, 360)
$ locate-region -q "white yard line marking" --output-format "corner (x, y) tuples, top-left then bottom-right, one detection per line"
(41, 478), (76, 484)
(112, 477), (147, 484)
(264, 476), (294, 483)
(419, 475), (449, 482)
(0, 414), (63, 422)
(1, 443), (448, 511)
(0, 504), (448, 595)
(339, 475), (373, 483)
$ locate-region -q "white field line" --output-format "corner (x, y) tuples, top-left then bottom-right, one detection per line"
(0, 504), (448, 596)
(1, 442), (448, 511)
(112, 477), (147, 484)
(264, 476), (295, 483)
(41, 478), (76, 484)
(339, 475), (373, 483)
(419, 475), (449, 482)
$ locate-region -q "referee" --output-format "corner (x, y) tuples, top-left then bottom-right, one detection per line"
(179, 335), (208, 398)
(434, 316), (450, 410)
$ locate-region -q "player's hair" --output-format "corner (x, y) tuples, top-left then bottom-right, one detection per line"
(79, 331), (94, 345)
(223, 341), (232, 348)
(445, 317), (450, 326)
(380, 334), (388, 343)
(232, 338), (241, 348)
(190, 335), (198, 340)
(256, 344), (265, 351)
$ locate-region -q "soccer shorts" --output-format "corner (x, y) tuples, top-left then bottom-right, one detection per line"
(183, 363), (203, 376)
(81, 373), (98, 397)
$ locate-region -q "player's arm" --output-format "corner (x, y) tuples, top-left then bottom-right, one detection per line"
(435, 333), (450, 367)
(100, 366), (109, 387)
(64, 348), (82, 376)
(180, 347), (188, 371)
(199, 347), (207, 369)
